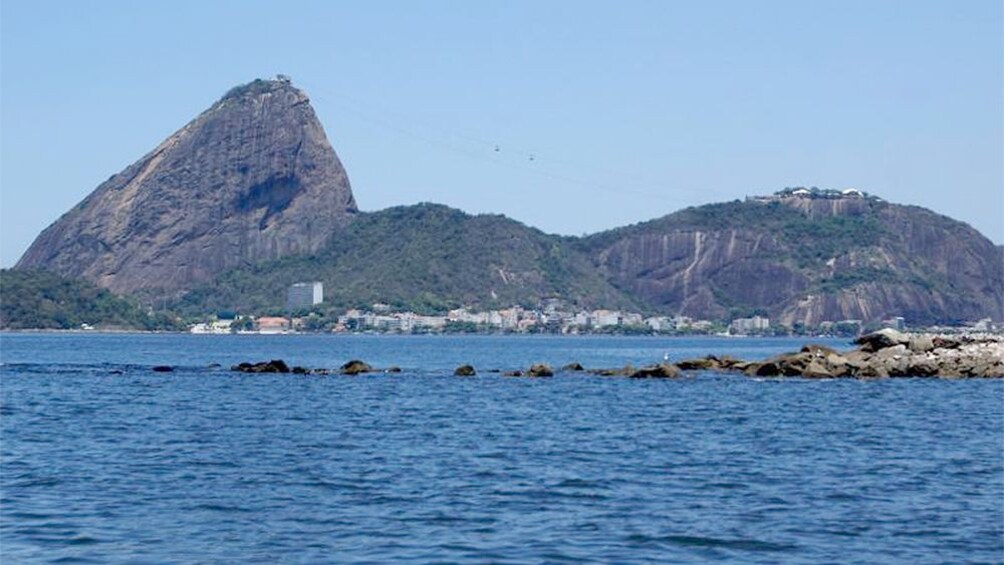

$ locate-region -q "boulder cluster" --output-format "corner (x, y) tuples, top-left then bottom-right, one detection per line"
(223, 331), (1002, 379)
(732, 330), (1004, 378)
(231, 359), (291, 373)
(230, 359), (383, 375)
(502, 363), (556, 377)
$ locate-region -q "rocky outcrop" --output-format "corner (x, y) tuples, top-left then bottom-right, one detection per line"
(231, 359), (291, 373)
(340, 360), (373, 375)
(675, 355), (749, 372)
(580, 195), (1004, 325)
(16, 78), (357, 297)
(629, 363), (681, 378)
(733, 332), (1004, 378)
(527, 364), (554, 377)
(454, 364), (476, 376)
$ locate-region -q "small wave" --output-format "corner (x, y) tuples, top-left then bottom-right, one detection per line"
(11, 476), (62, 488)
(49, 556), (105, 564)
(66, 535), (102, 546)
(190, 503), (254, 513)
(703, 481), (749, 490)
(626, 533), (799, 553)
(554, 478), (609, 489)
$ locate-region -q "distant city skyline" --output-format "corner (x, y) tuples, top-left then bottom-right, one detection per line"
(2, 0), (1001, 267)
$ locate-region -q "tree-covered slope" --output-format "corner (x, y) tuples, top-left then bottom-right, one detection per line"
(578, 195), (1004, 325)
(173, 203), (641, 316)
(0, 269), (181, 330)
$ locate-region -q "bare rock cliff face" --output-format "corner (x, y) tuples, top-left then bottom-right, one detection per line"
(581, 196), (1004, 325)
(16, 78), (357, 296)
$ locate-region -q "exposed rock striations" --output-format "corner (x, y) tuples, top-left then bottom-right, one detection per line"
(579, 195), (1004, 325)
(16, 78), (357, 296)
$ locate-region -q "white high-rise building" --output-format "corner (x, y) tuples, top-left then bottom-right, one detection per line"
(287, 282), (324, 309)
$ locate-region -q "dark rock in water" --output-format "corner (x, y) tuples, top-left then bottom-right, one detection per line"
(715, 355), (745, 369)
(503, 370), (523, 377)
(291, 366), (309, 374)
(385, 367), (402, 373)
(527, 364), (554, 377)
(590, 366), (630, 376)
(15, 78), (358, 296)
(151, 365), (174, 372)
(676, 355), (745, 372)
(751, 361), (782, 377)
(231, 359), (290, 373)
(855, 329), (909, 352)
(108, 369), (124, 375)
(340, 360), (373, 375)
(629, 363), (680, 378)
(454, 364), (476, 376)
(676, 358), (716, 371)
(206, 363), (222, 369)
(562, 362), (585, 372)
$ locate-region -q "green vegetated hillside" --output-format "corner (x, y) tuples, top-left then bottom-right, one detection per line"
(0, 269), (182, 330)
(578, 196), (1004, 325)
(173, 196), (1004, 326)
(173, 203), (641, 316)
(13, 77), (1000, 328)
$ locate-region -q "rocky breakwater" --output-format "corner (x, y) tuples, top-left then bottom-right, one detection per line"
(736, 329), (1004, 378)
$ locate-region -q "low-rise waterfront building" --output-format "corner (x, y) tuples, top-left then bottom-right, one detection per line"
(730, 315), (770, 335)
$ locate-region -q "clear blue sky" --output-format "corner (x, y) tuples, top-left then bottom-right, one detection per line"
(2, 1), (1001, 267)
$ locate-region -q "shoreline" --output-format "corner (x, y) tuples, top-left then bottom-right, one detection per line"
(4, 328), (1002, 339)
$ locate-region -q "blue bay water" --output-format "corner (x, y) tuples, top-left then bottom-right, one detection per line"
(2, 333), (1002, 563)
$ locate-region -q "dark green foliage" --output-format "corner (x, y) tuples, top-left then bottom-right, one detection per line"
(778, 213), (884, 268)
(231, 317), (254, 332)
(173, 203), (641, 316)
(220, 78), (276, 101)
(815, 267), (901, 293)
(0, 269), (182, 330)
(581, 199), (886, 270)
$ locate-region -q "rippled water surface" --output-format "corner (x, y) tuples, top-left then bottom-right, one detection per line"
(2, 333), (1002, 563)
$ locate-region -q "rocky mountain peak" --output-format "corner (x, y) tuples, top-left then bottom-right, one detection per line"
(16, 77), (358, 297)
(217, 76), (303, 104)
